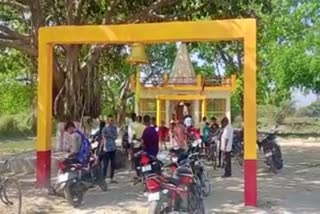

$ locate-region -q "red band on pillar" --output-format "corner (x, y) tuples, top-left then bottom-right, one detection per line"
(244, 159), (257, 206)
(36, 150), (51, 188)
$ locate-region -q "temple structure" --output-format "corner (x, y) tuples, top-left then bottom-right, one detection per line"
(130, 43), (236, 127)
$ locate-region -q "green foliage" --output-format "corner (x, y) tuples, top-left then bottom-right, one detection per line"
(0, 50), (34, 114)
(0, 112), (34, 136)
(259, 0), (320, 96)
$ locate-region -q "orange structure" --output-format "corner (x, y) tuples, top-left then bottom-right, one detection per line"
(37, 19), (257, 206)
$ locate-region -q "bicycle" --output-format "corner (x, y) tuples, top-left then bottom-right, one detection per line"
(0, 160), (22, 214)
(203, 141), (217, 170)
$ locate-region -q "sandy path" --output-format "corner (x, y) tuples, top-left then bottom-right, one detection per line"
(1, 139), (320, 214)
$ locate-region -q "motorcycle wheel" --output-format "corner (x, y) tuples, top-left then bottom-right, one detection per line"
(64, 182), (84, 208)
(268, 157), (277, 174)
(188, 183), (205, 214)
(148, 195), (171, 214)
(200, 169), (211, 197)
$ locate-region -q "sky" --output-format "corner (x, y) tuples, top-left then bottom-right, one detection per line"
(293, 90), (317, 107)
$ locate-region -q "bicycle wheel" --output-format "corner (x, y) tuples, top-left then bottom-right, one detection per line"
(0, 178), (22, 214)
(211, 152), (217, 170)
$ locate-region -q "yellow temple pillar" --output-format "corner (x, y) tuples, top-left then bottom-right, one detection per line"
(135, 70), (141, 114)
(156, 99), (161, 126)
(201, 98), (207, 118)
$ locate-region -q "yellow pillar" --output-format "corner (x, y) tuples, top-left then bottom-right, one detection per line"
(36, 41), (53, 187)
(156, 99), (161, 126)
(243, 24), (257, 160)
(243, 19), (257, 206)
(135, 68), (141, 114)
(201, 98), (207, 119)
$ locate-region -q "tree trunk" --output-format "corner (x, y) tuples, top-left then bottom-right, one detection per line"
(53, 45), (102, 122)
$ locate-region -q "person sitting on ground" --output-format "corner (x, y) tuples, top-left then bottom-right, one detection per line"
(158, 120), (169, 150)
(141, 115), (159, 157)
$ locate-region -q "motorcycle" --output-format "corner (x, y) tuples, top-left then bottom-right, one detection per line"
(257, 131), (283, 174)
(146, 162), (204, 214)
(54, 145), (107, 207)
(188, 139), (211, 197)
(135, 149), (163, 188)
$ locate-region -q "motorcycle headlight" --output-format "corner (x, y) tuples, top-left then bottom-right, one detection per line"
(172, 156), (178, 163)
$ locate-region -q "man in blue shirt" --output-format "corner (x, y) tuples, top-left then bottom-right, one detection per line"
(102, 115), (118, 183)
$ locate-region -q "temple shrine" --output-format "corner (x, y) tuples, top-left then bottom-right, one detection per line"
(128, 43), (236, 127)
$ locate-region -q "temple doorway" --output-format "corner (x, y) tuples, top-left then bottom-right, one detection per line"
(173, 101), (192, 122)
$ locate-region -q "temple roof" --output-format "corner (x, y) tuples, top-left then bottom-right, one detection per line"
(168, 43), (196, 84)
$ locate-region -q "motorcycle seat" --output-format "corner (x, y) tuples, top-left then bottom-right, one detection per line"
(167, 176), (180, 186)
(70, 163), (82, 170)
(175, 167), (192, 175)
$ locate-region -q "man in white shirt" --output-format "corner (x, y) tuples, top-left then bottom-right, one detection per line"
(220, 117), (234, 177)
(184, 115), (192, 128)
(128, 113), (137, 146)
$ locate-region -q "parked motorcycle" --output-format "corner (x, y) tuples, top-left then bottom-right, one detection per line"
(188, 139), (211, 197)
(257, 131), (283, 174)
(54, 146), (107, 207)
(146, 164), (204, 214)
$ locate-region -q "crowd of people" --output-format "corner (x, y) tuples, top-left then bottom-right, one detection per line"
(60, 112), (234, 188)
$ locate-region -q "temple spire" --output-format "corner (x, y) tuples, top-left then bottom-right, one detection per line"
(168, 43), (196, 84)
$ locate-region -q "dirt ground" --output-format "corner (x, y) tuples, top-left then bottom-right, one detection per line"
(1, 138), (320, 214)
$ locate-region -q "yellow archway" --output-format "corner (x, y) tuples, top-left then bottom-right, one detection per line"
(37, 19), (257, 206)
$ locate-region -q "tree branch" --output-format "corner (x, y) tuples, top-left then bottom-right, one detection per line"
(0, 39), (37, 56)
(102, 0), (121, 24)
(0, 0), (29, 11)
(84, 0), (178, 72)
(75, 0), (85, 24)
(0, 25), (30, 42)
(121, 0), (179, 23)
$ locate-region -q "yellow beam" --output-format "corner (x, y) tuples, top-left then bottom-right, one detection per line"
(143, 86), (234, 91)
(157, 95), (206, 100)
(39, 19), (252, 45)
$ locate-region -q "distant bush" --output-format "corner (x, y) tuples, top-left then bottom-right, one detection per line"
(0, 112), (34, 136)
